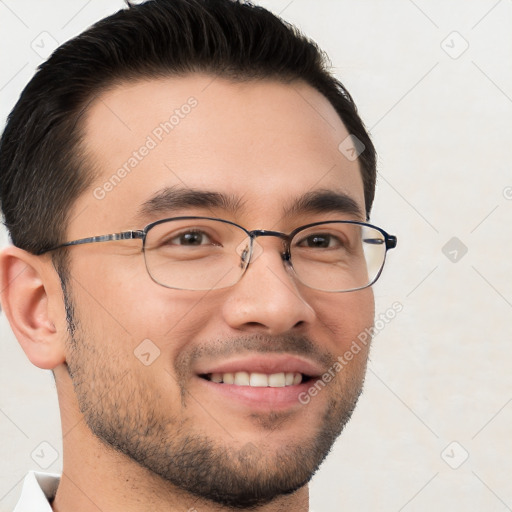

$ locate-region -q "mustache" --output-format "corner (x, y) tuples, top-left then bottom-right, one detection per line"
(178, 333), (335, 373)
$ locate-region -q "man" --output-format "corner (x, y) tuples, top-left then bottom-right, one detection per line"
(0, 0), (396, 510)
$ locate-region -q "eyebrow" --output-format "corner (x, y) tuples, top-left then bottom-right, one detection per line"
(137, 186), (365, 223)
(284, 189), (365, 220)
(137, 186), (244, 220)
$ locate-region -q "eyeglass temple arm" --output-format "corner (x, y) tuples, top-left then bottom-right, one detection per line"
(46, 230), (145, 251)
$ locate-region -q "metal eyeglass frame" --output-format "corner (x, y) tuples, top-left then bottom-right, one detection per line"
(40, 216), (398, 292)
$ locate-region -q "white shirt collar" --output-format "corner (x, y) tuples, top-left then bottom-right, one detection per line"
(14, 471), (60, 512)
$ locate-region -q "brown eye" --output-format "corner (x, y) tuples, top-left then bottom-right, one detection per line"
(298, 233), (344, 249)
(169, 230), (213, 246)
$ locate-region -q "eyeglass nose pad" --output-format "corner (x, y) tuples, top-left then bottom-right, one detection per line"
(235, 237), (263, 268)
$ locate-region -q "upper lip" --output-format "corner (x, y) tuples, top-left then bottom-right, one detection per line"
(195, 354), (324, 377)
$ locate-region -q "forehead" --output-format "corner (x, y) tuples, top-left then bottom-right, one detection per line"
(71, 74), (365, 235)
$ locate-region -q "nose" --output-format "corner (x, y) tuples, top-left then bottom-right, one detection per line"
(221, 239), (316, 335)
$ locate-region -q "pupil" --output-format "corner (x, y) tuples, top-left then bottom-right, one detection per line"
(181, 232), (202, 245)
(308, 235), (328, 248)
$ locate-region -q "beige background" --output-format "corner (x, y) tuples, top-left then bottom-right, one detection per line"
(1, 1), (511, 510)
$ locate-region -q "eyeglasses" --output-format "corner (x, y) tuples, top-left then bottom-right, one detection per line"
(42, 217), (397, 292)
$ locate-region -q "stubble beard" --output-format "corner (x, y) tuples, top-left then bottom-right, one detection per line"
(61, 281), (367, 509)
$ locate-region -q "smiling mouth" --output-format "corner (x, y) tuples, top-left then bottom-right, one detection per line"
(200, 372), (314, 387)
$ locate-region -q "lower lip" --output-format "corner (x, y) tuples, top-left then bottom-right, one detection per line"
(196, 376), (317, 411)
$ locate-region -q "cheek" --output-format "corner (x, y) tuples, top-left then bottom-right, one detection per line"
(65, 279), (190, 409)
(309, 287), (375, 353)
(70, 257), (219, 361)
(309, 290), (374, 395)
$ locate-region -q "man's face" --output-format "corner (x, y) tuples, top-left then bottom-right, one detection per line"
(62, 75), (374, 507)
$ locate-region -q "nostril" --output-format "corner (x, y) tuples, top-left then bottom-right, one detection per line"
(292, 320), (306, 329)
(245, 321), (266, 329)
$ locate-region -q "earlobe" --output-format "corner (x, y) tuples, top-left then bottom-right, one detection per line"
(0, 246), (66, 369)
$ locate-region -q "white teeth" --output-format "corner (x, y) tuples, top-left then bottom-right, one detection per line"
(207, 371), (303, 387)
(234, 371), (250, 386)
(223, 372), (234, 384)
(249, 373), (268, 387)
(268, 373), (286, 387)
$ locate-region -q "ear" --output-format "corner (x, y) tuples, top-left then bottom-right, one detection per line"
(0, 246), (66, 369)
